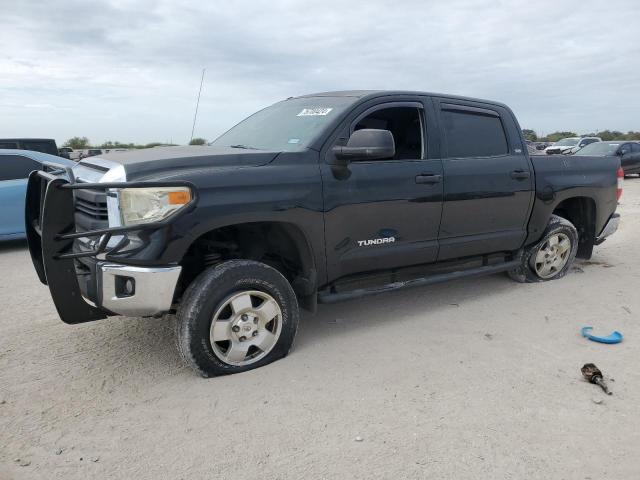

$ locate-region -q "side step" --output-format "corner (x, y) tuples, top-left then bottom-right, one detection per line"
(317, 259), (521, 304)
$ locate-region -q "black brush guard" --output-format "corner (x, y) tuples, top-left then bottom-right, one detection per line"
(25, 164), (194, 324)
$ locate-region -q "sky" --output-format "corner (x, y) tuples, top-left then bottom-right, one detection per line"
(1, 0), (639, 146)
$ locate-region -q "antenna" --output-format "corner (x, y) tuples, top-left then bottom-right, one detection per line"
(190, 68), (206, 143)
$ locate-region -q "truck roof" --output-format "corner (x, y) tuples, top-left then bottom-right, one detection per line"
(0, 138), (57, 142)
(296, 90), (509, 109)
(0, 148), (73, 166)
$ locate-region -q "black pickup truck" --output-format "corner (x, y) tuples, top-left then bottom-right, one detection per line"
(26, 90), (623, 377)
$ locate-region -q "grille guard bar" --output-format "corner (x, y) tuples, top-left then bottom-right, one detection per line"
(26, 171), (107, 323)
(25, 167), (195, 324)
(28, 169), (196, 260)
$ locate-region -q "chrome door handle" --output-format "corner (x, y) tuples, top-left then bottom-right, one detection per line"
(510, 170), (530, 180)
(415, 174), (443, 184)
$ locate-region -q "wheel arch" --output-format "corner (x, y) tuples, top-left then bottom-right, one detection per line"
(551, 196), (597, 259)
(177, 220), (318, 311)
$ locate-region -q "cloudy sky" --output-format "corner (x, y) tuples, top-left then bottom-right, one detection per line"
(1, 0), (639, 145)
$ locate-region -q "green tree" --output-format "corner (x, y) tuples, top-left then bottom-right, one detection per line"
(64, 136), (90, 149)
(521, 129), (538, 142)
(101, 140), (143, 149)
(189, 137), (207, 146)
(623, 131), (640, 140)
(544, 131), (577, 143)
(595, 130), (625, 141)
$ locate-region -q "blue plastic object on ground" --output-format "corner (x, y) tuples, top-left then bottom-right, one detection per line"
(581, 327), (623, 344)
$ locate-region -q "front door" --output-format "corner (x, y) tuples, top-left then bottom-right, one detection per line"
(0, 154), (40, 236)
(434, 99), (534, 260)
(321, 100), (444, 282)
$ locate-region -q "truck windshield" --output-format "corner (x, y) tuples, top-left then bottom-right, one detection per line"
(211, 97), (353, 151)
(554, 138), (579, 146)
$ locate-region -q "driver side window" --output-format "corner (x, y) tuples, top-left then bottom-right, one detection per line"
(353, 107), (423, 160)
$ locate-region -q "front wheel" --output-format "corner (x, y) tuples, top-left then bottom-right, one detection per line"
(176, 260), (299, 377)
(508, 215), (578, 283)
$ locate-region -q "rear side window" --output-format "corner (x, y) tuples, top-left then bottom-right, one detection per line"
(0, 154), (41, 181)
(441, 108), (508, 158)
(631, 143), (640, 153)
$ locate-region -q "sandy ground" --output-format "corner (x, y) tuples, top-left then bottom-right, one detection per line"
(1, 181), (640, 480)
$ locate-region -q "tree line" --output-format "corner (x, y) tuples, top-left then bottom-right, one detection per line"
(63, 137), (208, 149)
(522, 130), (640, 143)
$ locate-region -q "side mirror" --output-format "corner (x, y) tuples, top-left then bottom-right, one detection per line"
(330, 129), (395, 164)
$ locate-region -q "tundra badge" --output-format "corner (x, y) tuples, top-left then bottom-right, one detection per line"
(357, 237), (396, 247)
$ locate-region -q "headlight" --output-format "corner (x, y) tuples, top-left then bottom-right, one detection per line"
(118, 186), (192, 226)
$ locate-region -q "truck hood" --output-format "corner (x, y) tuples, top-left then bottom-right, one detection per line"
(81, 145), (280, 181)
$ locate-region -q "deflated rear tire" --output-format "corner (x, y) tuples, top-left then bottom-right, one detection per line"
(176, 260), (299, 377)
(508, 215), (578, 283)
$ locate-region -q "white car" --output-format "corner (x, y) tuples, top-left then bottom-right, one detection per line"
(545, 137), (601, 155)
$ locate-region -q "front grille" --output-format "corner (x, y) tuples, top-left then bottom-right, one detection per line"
(75, 196), (108, 220)
(74, 189), (109, 232)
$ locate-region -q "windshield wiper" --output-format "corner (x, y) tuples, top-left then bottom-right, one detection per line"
(228, 144), (258, 150)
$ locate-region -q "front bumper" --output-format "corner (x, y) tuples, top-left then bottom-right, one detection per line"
(99, 263), (181, 316)
(595, 213), (620, 245)
(25, 165), (191, 324)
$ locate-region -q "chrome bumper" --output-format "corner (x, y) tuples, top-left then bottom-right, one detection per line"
(98, 263), (182, 317)
(595, 213), (620, 245)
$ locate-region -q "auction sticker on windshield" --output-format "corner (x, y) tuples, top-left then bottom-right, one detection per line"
(297, 108), (333, 116)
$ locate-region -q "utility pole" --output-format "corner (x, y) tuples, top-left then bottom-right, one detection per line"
(190, 68), (206, 143)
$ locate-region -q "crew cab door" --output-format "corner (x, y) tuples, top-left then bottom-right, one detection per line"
(433, 99), (534, 260)
(320, 99), (443, 281)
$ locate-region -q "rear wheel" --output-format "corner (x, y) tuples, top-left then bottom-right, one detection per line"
(508, 215), (578, 283)
(176, 260), (299, 377)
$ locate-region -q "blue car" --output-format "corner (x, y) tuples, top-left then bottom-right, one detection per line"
(0, 149), (74, 241)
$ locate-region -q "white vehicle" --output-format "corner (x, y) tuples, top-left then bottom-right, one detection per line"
(545, 137), (601, 155)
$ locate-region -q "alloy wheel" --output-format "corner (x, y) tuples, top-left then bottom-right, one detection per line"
(209, 290), (282, 366)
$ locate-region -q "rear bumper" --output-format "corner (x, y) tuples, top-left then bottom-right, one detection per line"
(595, 213), (620, 245)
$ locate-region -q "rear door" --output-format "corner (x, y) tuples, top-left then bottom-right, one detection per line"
(434, 99), (534, 260)
(0, 154), (41, 236)
(321, 98), (444, 281)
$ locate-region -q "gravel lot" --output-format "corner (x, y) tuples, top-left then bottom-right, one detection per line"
(1, 180), (639, 480)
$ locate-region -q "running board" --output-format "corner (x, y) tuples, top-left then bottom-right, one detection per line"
(317, 259), (521, 304)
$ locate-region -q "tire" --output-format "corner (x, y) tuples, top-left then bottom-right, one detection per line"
(508, 215), (579, 283)
(176, 260), (299, 377)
